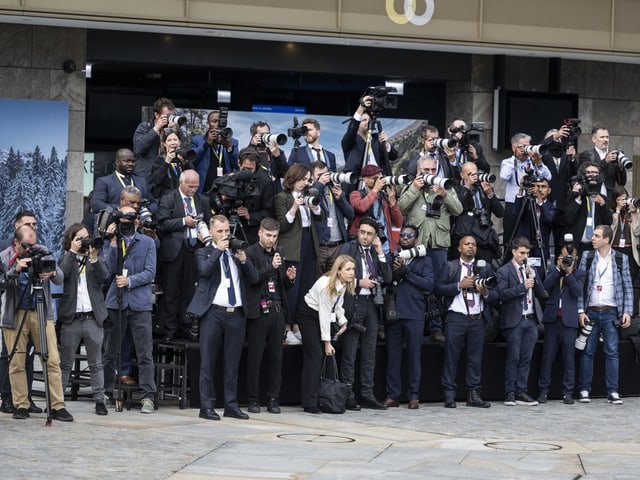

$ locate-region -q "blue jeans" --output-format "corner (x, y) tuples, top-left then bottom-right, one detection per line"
(578, 307), (620, 394)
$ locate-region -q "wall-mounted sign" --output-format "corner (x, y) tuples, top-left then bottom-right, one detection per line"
(386, 0), (435, 26)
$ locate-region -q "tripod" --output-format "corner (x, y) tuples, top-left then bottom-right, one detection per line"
(357, 113), (390, 189)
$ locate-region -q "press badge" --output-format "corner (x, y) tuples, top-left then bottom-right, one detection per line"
(268, 280), (276, 293)
(586, 217), (593, 227)
(619, 239), (626, 248)
(326, 217), (334, 228)
(217, 167), (223, 177)
(596, 285), (602, 292)
(223, 278), (231, 288)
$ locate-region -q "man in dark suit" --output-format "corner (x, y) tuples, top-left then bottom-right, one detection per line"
(92, 148), (156, 216)
(191, 109), (239, 194)
(156, 169), (211, 341)
(537, 243), (585, 405)
(436, 235), (498, 409)
(288, 118), (337, 171)
(497, 237), (546, 407)
(447, 118), (491, 174)
(338, 217), (392, 410)
(383, 225), (433, 409)
(187, 215), (259, 421)
(406, 124), (459, 180)
(247, 120), (289, 193)
(578, 124), (626, 197)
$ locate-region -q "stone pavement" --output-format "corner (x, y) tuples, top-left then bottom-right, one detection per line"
(1, 394), (640, 479)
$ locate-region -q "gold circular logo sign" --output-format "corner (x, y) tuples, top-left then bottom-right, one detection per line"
(386, 0), (435, 26)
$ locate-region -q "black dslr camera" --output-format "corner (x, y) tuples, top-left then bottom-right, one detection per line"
(79, 236), (104, 253)
(473, 207), (491, 229)
(227, 235), (248, 253)
(287, 116), (308, 140)
(562, 118), (582, 148)
(522, 167), (543, 191)
(424, 196), (444, 219)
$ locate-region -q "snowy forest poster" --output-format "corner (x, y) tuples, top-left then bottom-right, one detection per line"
(0, 98), (68, 257)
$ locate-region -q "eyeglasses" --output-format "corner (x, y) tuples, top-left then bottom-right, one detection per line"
(399, 232), (415, 238)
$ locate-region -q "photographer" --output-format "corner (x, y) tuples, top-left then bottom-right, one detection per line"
(349, 165), (403, 254)
(383, 225), (434, 409)
(151, 129), (195, 199)
(337, 217), (392, 410)
(58, 223), (110, 416)
(537, 242), (585, 405)
(288, 118), (337, 171)
(452, 162), (503, 264)
(406, 124), (459, 180)
(398, 156), (461, 341)
(132, 97), (180, 180)
(577, 225), (632, 405)
(578, 124), (627, 197)
(564, 161), (612, 257)
(0, 225), (73, 421)
(248, 120), (289, 191)
(500, 133), (551, 251)
(191, 109), (239, 194)
(447, 118), (491, 174)
(156, 169), (211, 341)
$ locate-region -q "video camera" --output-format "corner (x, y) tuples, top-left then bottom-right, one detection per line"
(362, 85), (398, 113)
(21, 244), (57, 276)
(449, 122), (485, 152)
(287, 117), (308, 140)
(562, 118), (582, 148)
(522, 167), (544, 190)
(570, 172), (603, 197)
(208, 169), (263, 217)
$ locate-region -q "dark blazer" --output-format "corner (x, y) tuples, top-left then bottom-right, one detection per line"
(542, 152), (578, 213)
(542, 266), (585, 328)
(564, 196), (613, 246)
(150, 156), (195, 200)
(245, 243), (294, 320)
(288, 145), (337, 172)
(342, 118), (397, 177)
(313, 182), (354, 243)
(58, 251), (110, 326)
(496, 262), (546, 329)
(186, 246), (259, 318)
(406, 150), (459, 181)
(513, 196), (557, 255)
(91, 172), (156, 213)
(156, 189), (211, 263)
(578, 148), (626, 196)
(191, 134), (239, 194)
(273, 191), (324, 263)
(338, 240), (392, 287)
(230, 169), (275, 245)
(393, 255), (434, 321)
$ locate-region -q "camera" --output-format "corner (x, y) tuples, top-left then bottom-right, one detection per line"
(302, 187), (321, 207)
(473, 259), (497, 289)
(167, 113), (187, 127)
(563, 233), (576, 258)
(575, 320), (593, 350)
(477, 173), (496, 183)
(522, 167), (543, 190)
(287, 117), (308, 139)
(259, 132), (287, 146)
(473, 207), (491, 229)
(376, 224), (387, 244)
(422, 174), (453, 190)
(196, 221), (212, 247)
(171, 147), (196, 162)
(449, 122), (485, 154)
(138, 203), (156, 228)
(216, 106), (233, 139)
(393, 244), (427, 260)
(523, 144), (547, 156)
(433, 137), (458, 149)
(625, 198), (640, 209)
(79, 236), (105, 253)
(227, 235), (248, 252)
(0, 274), (7, 293)
(562, 118), (582, 147)
(612, 149), (632, 170)
(363, 85), (398, 112)
(22, 244), (57, 275)
(208, 168), (263, 218)
(561, 255), (576, 268)
(329, 172), (358, 186)
(424, 195), (444, 219)
(571, 172), (602, 197)
(383, 174), (413, 186)
(372, 277), (385, 306)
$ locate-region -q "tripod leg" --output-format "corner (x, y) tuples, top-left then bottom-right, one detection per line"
(35, 291), (52, 426)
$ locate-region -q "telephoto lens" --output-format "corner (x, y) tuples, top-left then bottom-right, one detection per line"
(575, 321), (593, 350)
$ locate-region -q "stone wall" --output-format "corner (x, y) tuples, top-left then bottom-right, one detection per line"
(0, 24), (86, 226)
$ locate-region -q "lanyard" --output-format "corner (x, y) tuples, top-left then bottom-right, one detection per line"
(115, 171), (134, 188)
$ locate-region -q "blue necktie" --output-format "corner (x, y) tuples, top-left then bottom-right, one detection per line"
(185, 197), (197, 246)
(222, 252), (237, 306)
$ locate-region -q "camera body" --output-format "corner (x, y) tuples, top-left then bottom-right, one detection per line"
(364, 85), (398, 112)
(371, 276), (385, 306)
(79, 236), (105, 253)
(172, 146), (196, 162)
(227, 235), (248, 252)
(562, 118), (582, 147)
(522, 167), (543, 190)
(571, 173), (603, 197)
(473, 259), (497, 288)
(424, 195), (444, 219)
(472, 207), (491, 229)
(302, 187), (321, 207)
(287, 116), (308, 139)
(561, 255), (576, 268)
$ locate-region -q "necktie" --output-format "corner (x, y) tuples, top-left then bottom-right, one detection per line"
(312, 147), (323, 163)
(364, 248), (377, 278)
(185, 197), (197, 246)
(185, 196), (194, 214)
(519, 266), (530, 312)
(585, 198), (594, 239)
(463, 262), (475, 308)
(222, 252), (237, 306)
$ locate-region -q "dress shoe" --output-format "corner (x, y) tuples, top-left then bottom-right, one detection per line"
(345, 399), (361, 411)
(247, 401), (261, 414)
(408, 399), (420, 409)
(1, 401), (15, 414)
(515, 392), (538, 406)
(52, 408), (74, 422)
(95, 401), (108, 416)
(224, 408), (249, 420)
(383, 398), (399, 407)
(444, 398), (457, 408)
(430, 331), (445, 343)
(466, 390), (491, 408)
(12, 407), (29, 419)
(29, 400), (43, 414)
(360, 397), (388, 410)
(537, 393), (548, 404)
(267, 398), (281, 414)
(563, 395), (575, 405)
(199, 408), (220, 420)
(119, 375), (137, 386)
(303, 406), (321, 414)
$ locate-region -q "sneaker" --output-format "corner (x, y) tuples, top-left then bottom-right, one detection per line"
(537, 393), (548, 404)
(141, 398), (154, 414)
(284, 330), (301, 345)
(563, 395), (575, 405)
(12, 407), (29, 420)
(52, 408), (74, 422)
(95, 401), (109, 416)
(608, 392), (624, 405)
(579, 390), (591, 403)
(515, 392), (539, 406)
(1, 401), (15, 414)
(504, 392), (516, 406)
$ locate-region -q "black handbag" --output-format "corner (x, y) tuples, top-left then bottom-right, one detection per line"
(318, 355), (349, 414)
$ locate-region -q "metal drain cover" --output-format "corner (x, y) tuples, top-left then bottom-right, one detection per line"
(278, 433), (355, 443)
(485, 441), (562, 451)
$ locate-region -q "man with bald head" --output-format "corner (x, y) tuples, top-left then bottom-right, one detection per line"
(102, 206), (157, 413)
(156, 170), (211, 340)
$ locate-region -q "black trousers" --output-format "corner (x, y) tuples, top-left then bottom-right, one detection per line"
(298, 303), (322, 409)
(246, 306), (285, 402)
(159, 243), (197, 336)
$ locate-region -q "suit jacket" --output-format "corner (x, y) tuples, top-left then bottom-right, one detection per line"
(338, 240), (392, 287)
(564, 196), (613, 246)
(150, 156), (195, 199)
(156, 189), (211, 263)
(342, 118), (397, 176)
(190, 134), (239, 194)
(542, 266), (585, 328)
(392, 255), (434, 321)
(496, 262), (546, 329)
(132, 121), (160, 180)
(186, 246), (259, 318)
(577, 249), (633, 315)
(542, 152), (578, 213)
(288, 145), (337, 171)
(58, 251), (110, 326)
(273, 191), (324, 263)
(245, 243), (294, 320)
(578, 148), (626, 196)
(513, 196), (556, 257)
(91, 172), (156, 213)
(314, 182), (354, 243)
